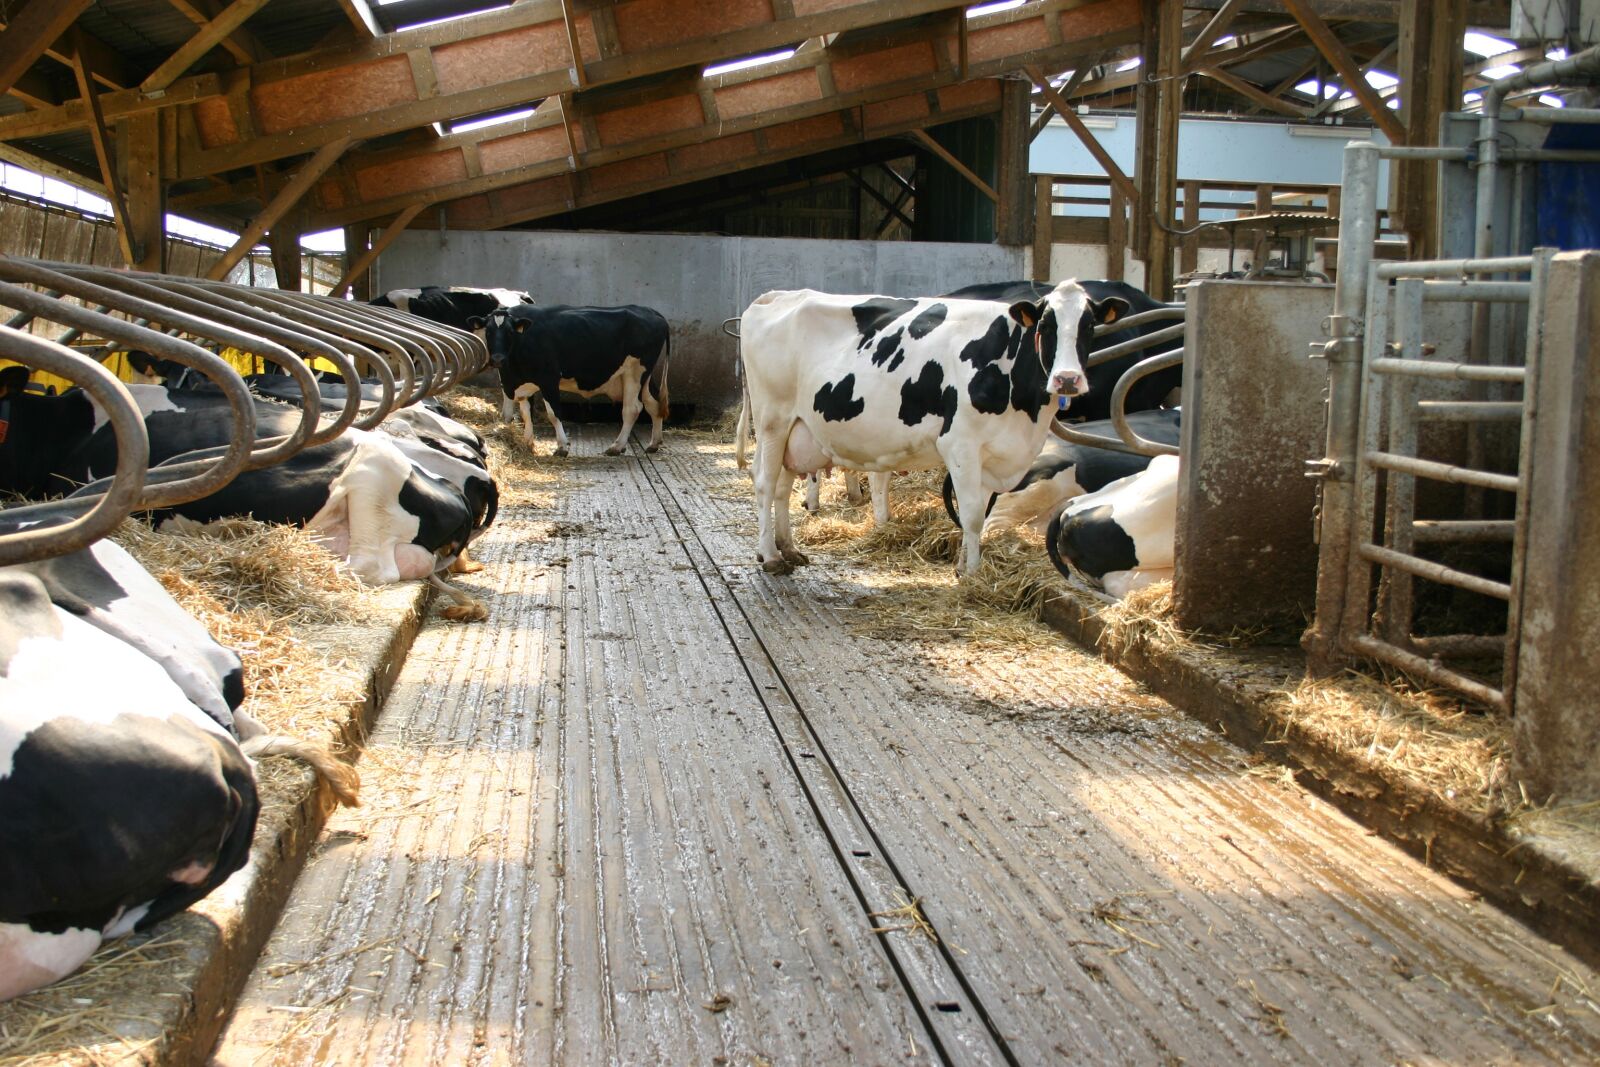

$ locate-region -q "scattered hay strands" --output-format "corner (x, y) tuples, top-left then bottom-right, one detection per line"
(441, 386), (580, 510)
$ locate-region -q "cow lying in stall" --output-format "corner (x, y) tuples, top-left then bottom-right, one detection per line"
(477, 303), (670, 456)
(0, 373), (495, 620)
(940, 408), (1182, 535)
(1046, 453), (1180, 598)
(0, 533), (356, 1001)
(738, 280), (1127, 576)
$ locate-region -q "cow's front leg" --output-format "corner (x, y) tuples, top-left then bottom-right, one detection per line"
(868, 471), (891, 526)
(541, 399), (570, 457)
(515, 393), (539, 453)
(606, 360), (645, 456)
(803, 472), (821, 513)
(945, 455), (987, 576)
(641, 381), (665, 453)
(844, 470), (865, 506)
(751, 431), (789, 573)
(774, 469), (808, 566)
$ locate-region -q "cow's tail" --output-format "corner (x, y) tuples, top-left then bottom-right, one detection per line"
(647, 333), (670, 422)
(735, 372), (752, 470)
(241, 735), (360, 807)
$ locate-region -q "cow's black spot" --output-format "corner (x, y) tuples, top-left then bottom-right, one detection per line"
(939, 385), (959, 435)
(907, 303), (947, 340)
(886, 350), (906, 373)
(851, 298), (917, 344)
(968, 363), (1011, 414)
(813, 374), (865, 422)
(958, 317), (1013, 368)
(897, 362), (946, 426)
(870, 328), (904, 368)
(1058, 503), (1139, 579)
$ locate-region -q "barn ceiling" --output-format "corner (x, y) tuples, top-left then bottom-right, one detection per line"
(0, 0), (1519, 243)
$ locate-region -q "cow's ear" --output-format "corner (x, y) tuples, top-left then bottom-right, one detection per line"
(512, 318), (532, 335)
(465, 315), (486, 331)
(1008, 300), (1041, 328)
(1093, 296), (1131, 325)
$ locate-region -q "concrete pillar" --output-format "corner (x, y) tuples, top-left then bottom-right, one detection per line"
(1512, 250), (1600, 801)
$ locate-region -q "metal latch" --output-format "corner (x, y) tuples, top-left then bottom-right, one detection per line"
(1305, 457), (1342, 480)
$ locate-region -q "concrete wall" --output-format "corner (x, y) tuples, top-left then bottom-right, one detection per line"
(375, 230), (1026, 414)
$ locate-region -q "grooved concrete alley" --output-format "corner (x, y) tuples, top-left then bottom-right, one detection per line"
(214, 430), (1600, 1066)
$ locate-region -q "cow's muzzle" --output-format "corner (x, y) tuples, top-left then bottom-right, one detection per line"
(1050, 370), (1088, 396)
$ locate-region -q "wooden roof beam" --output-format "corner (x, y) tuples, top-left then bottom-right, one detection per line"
(206, 136), (357, 280)
(1026, 63), (1139, 204)
(68, 30), (141, 265)
(1199, 66), (1312, 116)
(1180, 0), (1247, 73)
(144, 0), (276, 92)
(296, 0), (1142, 229)
(1280, 0), (1406, 141)
(0, 0), (93, 97)
(0, 75), (224, 141)
(164, 0), (270, 65)
(331, 202), (424, 296)
(175, 0), (1114, 180)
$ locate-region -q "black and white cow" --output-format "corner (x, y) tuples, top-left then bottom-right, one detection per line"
(371, 286), (532, 420)
(479, 303), (670, 457)
(1046, 453), (1179, 598)
(739, 280), (1127, 575)
(941, 408), (1181, 535)
(944, 279), (1180, 421)
(0, 535), (357, 1001)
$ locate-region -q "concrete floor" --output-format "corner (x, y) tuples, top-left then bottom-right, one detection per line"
(213, 429), (1600, 1066)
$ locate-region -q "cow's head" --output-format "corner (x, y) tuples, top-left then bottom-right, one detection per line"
(470, 307), (521, 368)
(1007, 280), (1130, 398)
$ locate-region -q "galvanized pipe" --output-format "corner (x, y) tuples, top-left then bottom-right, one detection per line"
(1359, 542), (1512, 601)
(1108, 350), (1184, 456)
(278, 294), (450, 401)
(0, 330), (148, 565)
(1417, 280), (1532, 302)
(0, 281), (258, 508)
(1408, 633), (1508, 657)
(1414, 400), (1523, 422)
(1049, 419), (1160, 456)
(1305, 141), (1380, 674)
(1412, 519), (1516, 543)
(1084, 322), (1186, 368)
(1376, 255), (1534, 280)
(1370, 357), (1526, 383)
(1503, 107), (1600, 124)
(1347, 633), (1506, 711)
(1365, 450), (1520, 494)
(1090, 306), (1186, 339)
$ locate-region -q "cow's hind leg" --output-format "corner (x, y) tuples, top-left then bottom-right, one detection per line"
(606, 359), (645, 456)
(803, 472), (821, 513)
(541, 399), (570, 457)
(844, 471), (865, 506)
(431, 572), (489, 622)
(641, 380), (665, 453)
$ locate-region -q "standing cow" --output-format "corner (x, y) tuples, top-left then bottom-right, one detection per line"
(371, 286), (532, 420)
(738, 280), (1127, 576)
(477, 303), (670, 457)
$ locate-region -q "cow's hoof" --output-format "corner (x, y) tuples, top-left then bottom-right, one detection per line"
(450, 557), (485, 575)
(761, 559), (793, 575)
(441, 598), (490, 622)
(781, 548), (810, 566)
(554, 446), (570, 458)
(645, 442), (662, 454)
(604, 443), (625, 456)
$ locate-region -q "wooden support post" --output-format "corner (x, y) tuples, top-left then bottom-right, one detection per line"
(0, 0), (93, 97)
(268, 224), (301, 292)
(1180, 179), (1200, 276)
(333, 203), (424, 298)
(1107, 181), (1127, 282)
(1029, 63), (1093, 141)
(122, 111), (165, 272)
(1280, 0), (1406, 144)
(1145, 0), (1183, 301)
(1132, 0), (1160, 266)
(1393, 0), (1465, 259)
(70, 32), (141, 267)
(206, 136), (354, 280)
(994, 77), (1032, 248)
(910, 128), (997, 203)
(341, 223), (371, 301)
(1033, 174), (1053, 280)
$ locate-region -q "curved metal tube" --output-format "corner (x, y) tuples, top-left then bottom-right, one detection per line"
(1110, 350), (1184, 456)
(0, 281), (258, 506)
(348, 300), (478, 386)
(0, 330), (148, 565)
(339, 300), (447, 395)
(0, 257), (318, 465)
(246, 291), (433, 408)
(1084, 322), (1186, 369)
(1089, 305), (1185, 339)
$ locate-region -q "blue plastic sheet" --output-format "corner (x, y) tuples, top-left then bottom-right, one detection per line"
(1536, 123), (1600, 250)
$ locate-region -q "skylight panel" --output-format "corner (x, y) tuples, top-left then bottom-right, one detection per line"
(1479, 64), (1522, 80)
(703, 48), (796, 78)
(967, 0), (1025, 15)
(1115, 57), (1141, 72)
(1464, 32), (1516, 57)
(394, 4), (509, 33)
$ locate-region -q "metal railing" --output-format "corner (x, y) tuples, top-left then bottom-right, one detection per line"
(1050, 304), (1185, 457)
(0, 254), (488, 565)
(1302, 87), (1600, 708)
